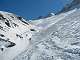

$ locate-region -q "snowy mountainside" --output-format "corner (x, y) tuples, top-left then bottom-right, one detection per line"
(29, 9), (77, 29)
(0, 11), (39, 60)
(1, 8), (80, 60)
(14, 8), (80, 60)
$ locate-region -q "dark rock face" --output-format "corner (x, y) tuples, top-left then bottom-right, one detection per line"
(5, 20), (11, 27)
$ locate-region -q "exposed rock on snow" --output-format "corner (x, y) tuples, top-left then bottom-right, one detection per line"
(0, 11), (39, 60)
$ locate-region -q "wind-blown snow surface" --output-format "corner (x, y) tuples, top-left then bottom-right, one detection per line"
(1, 8), (80, 60)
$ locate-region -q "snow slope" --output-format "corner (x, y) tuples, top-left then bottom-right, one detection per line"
(1, 8), (80, 60)
(14, 8), (80, 60)
(0, 11), (39, 60)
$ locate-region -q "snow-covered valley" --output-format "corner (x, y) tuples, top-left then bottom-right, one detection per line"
(13, 9), (80, 60)
(1, 4), (80, 60)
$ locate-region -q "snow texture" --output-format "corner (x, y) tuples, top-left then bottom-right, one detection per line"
(0, 8), (80, 60)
